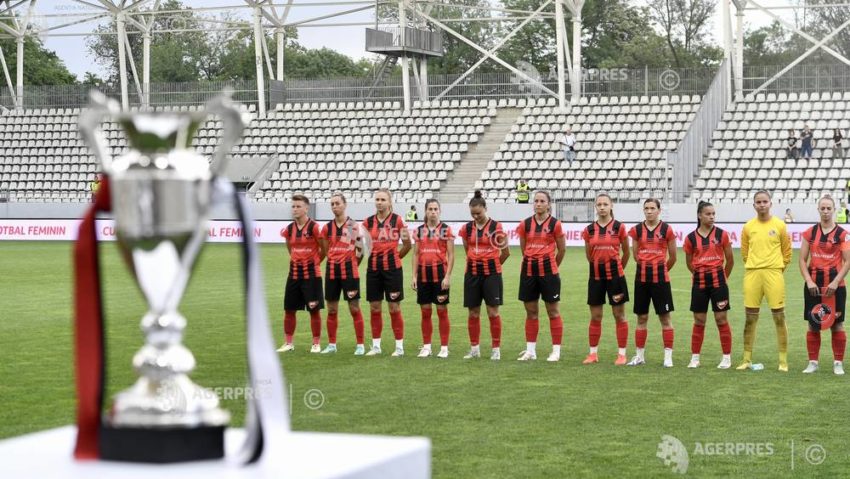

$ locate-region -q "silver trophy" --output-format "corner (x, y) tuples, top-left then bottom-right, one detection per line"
(79, 92), (245, 463)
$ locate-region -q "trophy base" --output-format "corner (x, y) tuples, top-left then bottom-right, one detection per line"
(99, 424), (225, 463)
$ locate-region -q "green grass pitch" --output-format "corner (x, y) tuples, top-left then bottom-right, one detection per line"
(0, 241), (846, 477)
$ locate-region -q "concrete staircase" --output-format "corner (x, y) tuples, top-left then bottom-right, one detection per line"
(439, 107), (521, 203)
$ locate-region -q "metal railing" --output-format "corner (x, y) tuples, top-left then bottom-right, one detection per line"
(743, 63), (850, 94)
(667, 60), (731, 202)
(0, 80), (257, 109)
(7, 62), (850, 110)
(279, 67), (715, 103)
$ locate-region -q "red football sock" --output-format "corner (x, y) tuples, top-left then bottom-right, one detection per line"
(662, 328), (674, 349)
(352, 310), (365, 344)
(390, 310), (404, 340)
(310, 310), (322, 344)
(525, 317), (539, 342)
(284, 311), (296, 343)
(616, 320), (629, 349)
(717, 322), (732, 355)
(691, 324), (705, 354)
(468, 314), (481, 346)
(421, 307), (433, 345)
(589, 320), (602, 348)
(437, 308), (450, 347)
(807, 330), (821, 361)
(635, 328), (648, 349)
(833, 330), (846, 362)
(370, 310), (383, 339)
(550, 316), (563, 346)
(489, 315), (502, 348)
(327, 312), (338, 344)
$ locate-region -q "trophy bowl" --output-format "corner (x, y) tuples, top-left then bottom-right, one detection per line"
(78, 93), (245, 463)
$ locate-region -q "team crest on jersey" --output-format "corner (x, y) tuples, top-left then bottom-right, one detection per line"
(809, 303), (836, 330)
(389, 292), (400, 300)
(346, 290), (358, 299)
(768, 230), (776, 236)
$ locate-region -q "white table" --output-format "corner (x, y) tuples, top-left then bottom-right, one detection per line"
(0, 426), (431, 479)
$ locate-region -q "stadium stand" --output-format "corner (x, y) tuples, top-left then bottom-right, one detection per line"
(473, 94), (701, 203)
(7, 91), (849, 206)
(0, 105), (251, 202)
(247, 99), (497, 203)
(0, 108), (99, 202)
(691, 91), (850, 204)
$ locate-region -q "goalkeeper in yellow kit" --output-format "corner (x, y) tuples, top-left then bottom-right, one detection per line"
(737, 190), (792, 371)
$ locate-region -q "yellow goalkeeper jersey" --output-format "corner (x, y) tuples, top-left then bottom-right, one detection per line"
(741, 216), (791, 270)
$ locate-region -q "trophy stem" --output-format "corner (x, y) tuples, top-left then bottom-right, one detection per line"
(106, 309), (230, 428)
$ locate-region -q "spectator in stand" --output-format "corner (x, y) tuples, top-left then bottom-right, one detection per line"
(800, 124), (815, 160)
(833, 128), (845, 159)
(560, 127), (577, 162)
(784, 208), (794, 223)
(786, 128), (799, 159)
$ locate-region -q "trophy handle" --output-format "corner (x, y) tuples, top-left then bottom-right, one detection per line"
(79, 90), (121, 174)
(205, 90), (246, 175)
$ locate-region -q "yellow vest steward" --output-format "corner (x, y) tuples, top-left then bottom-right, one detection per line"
(516, 184), (529, 202)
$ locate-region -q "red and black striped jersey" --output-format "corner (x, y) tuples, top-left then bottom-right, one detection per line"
(413, 222), (453, 283)
(459, 219), (505, 276)
(363, 213), (407, 272)
(629, 221), (675, 283)
(802, 224), (850, 287)
(684, 226), (730, 288)
(517, 215), (564, 276)
(283, 219), (322, 279)
(322, 217), (360, 280)
(582, 220), (627, 280)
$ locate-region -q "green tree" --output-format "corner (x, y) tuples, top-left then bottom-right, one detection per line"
(494, 0), (688, 73)
(797, 0), (850, 60)
(214, 29), (369, 80)
(581, 0), (674, 68)
(648, 0), (722, 67)
(0, 33), (77, 85)
(87, 0), (207, 84)
(744, 22), (790, 66)
(422, 0), (499, 74)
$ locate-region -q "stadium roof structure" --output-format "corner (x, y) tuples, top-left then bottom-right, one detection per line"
(1, 0), (849, 113)
(0, 0), (587, 114)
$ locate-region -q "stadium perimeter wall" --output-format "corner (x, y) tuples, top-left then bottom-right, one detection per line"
(0, 200), (828, 223)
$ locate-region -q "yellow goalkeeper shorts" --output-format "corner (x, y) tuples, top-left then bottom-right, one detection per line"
(743, 268), (786, 309)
